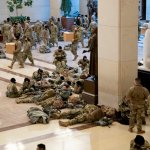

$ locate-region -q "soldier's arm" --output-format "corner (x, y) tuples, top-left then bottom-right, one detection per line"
(126, 88), (133, 102)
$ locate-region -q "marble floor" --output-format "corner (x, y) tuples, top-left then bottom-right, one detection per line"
(0, 39), (150, 150)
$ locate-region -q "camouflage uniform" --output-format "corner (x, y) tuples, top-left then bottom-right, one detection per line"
(19, 80), (34, 95)
(77, 27), (84, 48)
(8, 40), (24, 69)
(34, 21), (42, 43)
(23, 40), (34, 65)
(42, 28), (50, 46)
(24, 24), (34, 46)
(58, 104), (104, 126)
(32, 70), (49, 81)
(1, 21), (11, 44)
(6, 83), (20, 98)
(71, 30), (79, 61)
(50, 24), (58, 46)
(78, 58), (90, 70)
(130, 139), (150, 150)
(53, 49), (67, 72)
(126, 84), (149, 132)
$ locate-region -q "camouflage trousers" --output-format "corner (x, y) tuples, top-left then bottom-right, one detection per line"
(55, 60), (66, 73)
(59, 108), (102, 125)
(23, 51), (34, 64)
(71, 42), (78, 56)
(129, 107), (144, 131)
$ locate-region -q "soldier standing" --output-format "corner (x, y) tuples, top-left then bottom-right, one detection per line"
(1, 20), (11, 44)
(50, 23), (58, 47)
(34, 20), (42, 43)
(8, 34), (24, 69)
(53, 46), (67, 72)
(23, 37), (34, 65)
(71, 28), (79, 61)
(42, 25), (50, 46)
(126, 78), (149, 134)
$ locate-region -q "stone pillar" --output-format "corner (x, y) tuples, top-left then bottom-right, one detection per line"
(80, 0), (88, 15)
(98, 0), (138, 108)
(50, 0), (61, 18)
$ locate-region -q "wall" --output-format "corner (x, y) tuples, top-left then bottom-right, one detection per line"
(0, 0), (50, 23)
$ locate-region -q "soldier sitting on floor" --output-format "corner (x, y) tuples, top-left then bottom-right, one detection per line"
(19, 78), (35, 95)
(78, 56), (89, 70)
(32, 69), (50, 81)
(6, 78), (20, 98)
(53, 46), (67, 73)
(52, 104), (104, 127)
(130, 135), (150, 150)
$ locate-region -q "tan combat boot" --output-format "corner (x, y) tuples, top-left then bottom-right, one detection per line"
(59, 120), (70, 127)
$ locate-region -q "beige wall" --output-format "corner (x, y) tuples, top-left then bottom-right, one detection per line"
(98, 0), (138, 108)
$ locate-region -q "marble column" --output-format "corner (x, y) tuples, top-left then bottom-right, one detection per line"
(98, 0), (138, 108)
(80, 0), (88, 15)
(50, 0), (61, 18)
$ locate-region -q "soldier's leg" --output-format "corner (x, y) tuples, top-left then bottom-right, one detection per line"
(18, 54), (24, 68)
(81, 39), (84, 48)
(129, 108), (136, 132)
(137, 108), (145, 134)
(71, 43), (78, 61)
(8, 55), (17, 69)
(27, 52), (34, 65)
(23, 53), (27, 62)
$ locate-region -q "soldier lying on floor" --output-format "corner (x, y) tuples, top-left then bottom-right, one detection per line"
(27, 107), (49, 124)
(16, 89), (55, 104)
(51, 104), (104, 127)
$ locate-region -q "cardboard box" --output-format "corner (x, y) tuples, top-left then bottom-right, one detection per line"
(63, 32), (74, 41)
(6, 43), (15, 54)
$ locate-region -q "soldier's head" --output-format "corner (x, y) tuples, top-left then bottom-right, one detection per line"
(36, 143), (46, 150)
(58, 46), (62, 52)
(83, 56), (87, 61)
(134, 135), (145, 147)
(16, 33), (20, 40)
(60, 76), (65, 81)
(10, 78), (16, 84)
(24, 78), (30, 83)
(67, 81), (71, 86)
(134, 78), (141, 85)
(76, 81), (82, 86)
(38, 69), (43, 75)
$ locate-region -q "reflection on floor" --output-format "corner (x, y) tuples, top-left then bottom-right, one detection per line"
(0, 41), (150, 150)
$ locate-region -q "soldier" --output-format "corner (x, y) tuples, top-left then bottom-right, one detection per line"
(6, 78), (20, 98)
(19, 78), (35, 95)
(126, 78), (149, 134)
(15, 22), (23, 38)
(42, 25), (50, 46)
(77, 26), (85, 48)
(34, 20), (42, 43)
(1, 20), (11, 44)
(36, 143), (46, 150)
(78, 56), (90, 70)
(71, 28), (79, 61)
(83, 15), (89, 29)
(130, 135), (150, 150)
(50, 23), (58, 47)
(32, 69), (44, 81)
(73, 80), (84, 94)
(88, 18), (97, 33)
(24, 23), (34, 46)
(8, 34), (24, 69)
(58, 104), (104, 127)
(53, 46), (67, 72)
(23, 37), (34, 65)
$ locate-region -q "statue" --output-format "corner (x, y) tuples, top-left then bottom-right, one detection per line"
(83, 27), (98, 79)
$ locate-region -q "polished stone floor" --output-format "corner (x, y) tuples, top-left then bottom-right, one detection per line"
(0, 39), (150, 150)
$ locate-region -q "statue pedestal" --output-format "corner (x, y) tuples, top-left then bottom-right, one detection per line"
(82, 77), (98, 105)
